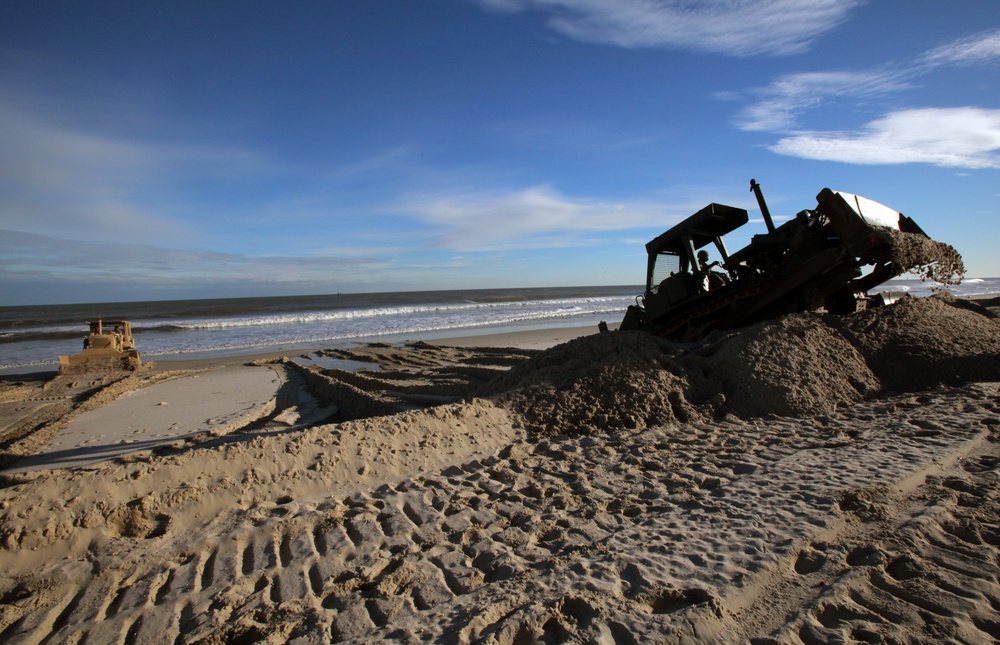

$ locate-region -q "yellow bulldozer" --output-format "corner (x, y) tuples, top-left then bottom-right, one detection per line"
(59, 320), (142, 373)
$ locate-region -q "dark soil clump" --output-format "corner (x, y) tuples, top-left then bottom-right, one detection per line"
(887, 229), (965, 286)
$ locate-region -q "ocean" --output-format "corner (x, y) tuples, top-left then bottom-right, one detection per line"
(0, 286), (639, 373)
(2, 279), (997, 374)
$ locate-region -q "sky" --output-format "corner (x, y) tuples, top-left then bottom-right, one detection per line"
(1, 0), (999, 305)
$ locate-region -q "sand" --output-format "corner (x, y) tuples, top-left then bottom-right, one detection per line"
(5, 365), (294, 474)
(1, 298), (999, 644)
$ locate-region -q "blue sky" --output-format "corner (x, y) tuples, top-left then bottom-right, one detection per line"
(1, 1), (998, 305)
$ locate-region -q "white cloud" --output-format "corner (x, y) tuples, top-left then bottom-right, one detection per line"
(733, 28), (1000, 135)
(734, 70), (911, 131)
(769, 107), (1000, 169)
(729, 27), (1000, 170)
(921, 27), (1000, 66)
(468, 0), (861, 56)
(400, 184), (688, 251)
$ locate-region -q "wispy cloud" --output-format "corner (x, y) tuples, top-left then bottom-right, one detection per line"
(732, 28), (1000, 169)
(0, 92), (278, 244)
(0, 229), (385, 300)
(734, 28), (1000, 134)
(325, 146), (415, 180)
(733, 70), (911, 132)
(770, 107), (1000, 168)
(495, 119), (663, 152)
(399, 184), (689, 251)
(920, 27), (1000, 66)
(469, 0), (861, 56)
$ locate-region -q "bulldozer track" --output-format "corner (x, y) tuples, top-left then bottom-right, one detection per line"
(749, 446), (1000, 644)
(654, 284), (761, 339)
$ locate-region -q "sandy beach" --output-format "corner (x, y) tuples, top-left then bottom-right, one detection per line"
(1, 295), (1000, 644)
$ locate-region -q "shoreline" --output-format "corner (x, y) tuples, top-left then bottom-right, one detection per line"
(158, 323), (610, 371)
(3, 322), (612, 377)
(150, 322), (608, 371)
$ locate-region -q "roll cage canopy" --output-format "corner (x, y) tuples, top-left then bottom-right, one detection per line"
(644, 203), (748, 291)
(645, 203), (749, 257)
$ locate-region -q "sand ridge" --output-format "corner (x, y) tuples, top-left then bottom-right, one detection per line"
(1, 295), (999, 643)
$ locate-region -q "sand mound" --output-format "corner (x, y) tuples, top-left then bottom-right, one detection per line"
(486, 295), (1000, 435)
(482, 331), (703, 436)
(833, 294), (1000, 392)
(709, 314), (880, 418)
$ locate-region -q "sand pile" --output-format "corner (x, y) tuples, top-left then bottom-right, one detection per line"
(486, 295), (1000, 435)
(482, 332), (703, 435)
(833, 293), (1000, 391)
(709, 314), (880, 417)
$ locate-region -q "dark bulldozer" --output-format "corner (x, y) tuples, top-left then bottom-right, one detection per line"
(618, 180), (964, 340)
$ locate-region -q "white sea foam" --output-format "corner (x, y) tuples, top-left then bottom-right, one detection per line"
(170, 296), (629, 331)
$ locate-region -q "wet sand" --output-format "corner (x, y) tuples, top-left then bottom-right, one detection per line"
(4, 365), (291, 474)
(1, 299), (999, 644)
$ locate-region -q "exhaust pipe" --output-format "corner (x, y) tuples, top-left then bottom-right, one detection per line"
(750, 179), (776, 233)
